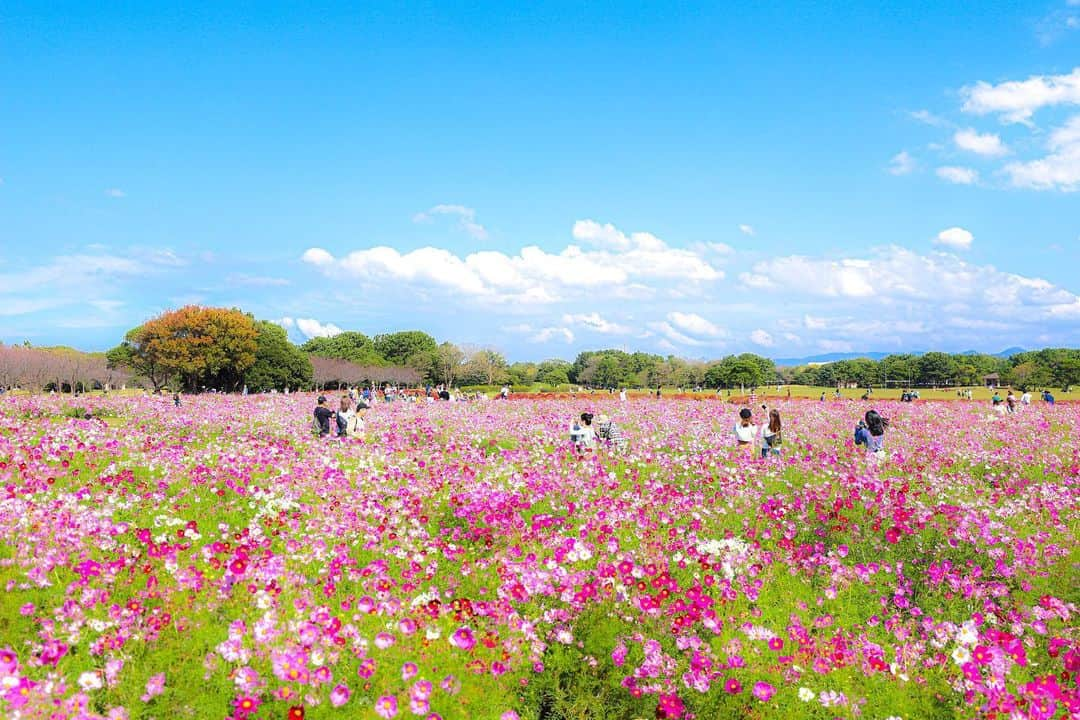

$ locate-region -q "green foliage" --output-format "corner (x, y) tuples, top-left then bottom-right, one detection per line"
(300, 331), (384, 366)
(245, 321), (313, 392)
(373, 330), (439, 365)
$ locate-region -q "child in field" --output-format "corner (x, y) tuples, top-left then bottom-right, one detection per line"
(854, 409), (889, 462)
(313, 396), (335, 437)
(597, 414), (629, 451)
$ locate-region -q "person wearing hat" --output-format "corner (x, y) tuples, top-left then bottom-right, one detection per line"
(313, 395), (335, 437)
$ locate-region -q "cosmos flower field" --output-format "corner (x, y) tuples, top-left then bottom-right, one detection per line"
(1, 394), (1077, 720)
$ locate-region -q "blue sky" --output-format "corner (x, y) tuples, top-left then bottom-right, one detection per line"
(2, 1), (1078, 361)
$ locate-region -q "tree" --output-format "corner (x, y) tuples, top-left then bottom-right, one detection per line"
(508, 361), (538, 386)
(245, 321), (314, 392)
(536, 359), (571, 386)
(705, 355), (769, 389)
(110, 306), (258, 392)
(917, 351), (956, 387)
(373, 331), (438, 365)
(301, 332), (383, 366)
(107, 327), (173, 392)
(434, 342), (466, 386)
(461, 347), (510, 385)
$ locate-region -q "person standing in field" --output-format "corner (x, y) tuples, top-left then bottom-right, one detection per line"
(759, 406), (782, 458)
(733, 408), (758, 450)
(1020, 390), (1032, 408)
(619, 388), (627, 402)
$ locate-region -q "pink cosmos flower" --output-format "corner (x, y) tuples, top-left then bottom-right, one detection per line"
(752, 681), (775, 702)
(402, 662), (418, 680)
(375, 632), (396, 650)
(449, 627), (475, 651)
(234, 695), (260, 716)
(141, 672), (165, 702)
(374, 694), (398, 718)
(358, 657), (377, 678)
(724, 678), (742, 694)
(410, 696), (430, 714)
(329, 683), (351, 707)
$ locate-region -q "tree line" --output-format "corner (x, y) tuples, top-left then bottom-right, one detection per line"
(784, 349), (1080, 390)
(2, 305), (1077, 393)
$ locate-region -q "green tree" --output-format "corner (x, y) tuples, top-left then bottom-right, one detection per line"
(301, 331), (383, 366)
(536, 359), (571, 386)
(373, 331), (438, 365)
(508, 361), (538, 386)
(917, 351), (957, 386)
(244, 321), (313, 392)
(434, 342), (466, 386)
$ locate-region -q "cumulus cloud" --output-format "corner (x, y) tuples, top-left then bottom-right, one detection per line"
(1003, 114), (1080, 191)
(105, 188), (126, 198)
(888, 151), (916, 175)
(295, 318), (343, 338)
(738, 224), (755, 236)
(741, 246), (1079, 321)
(413, 204), (488, 239)
(302, 220), (722, 305)
(562, 312), (631, 334)
(954, 129), (1009, 156)
(935, 227), (974, 250)
(531, 327), (574, 343)
(803, 314), (827, 330)
(936, 166), (979, 185)
(961, 67), (1080, 124)
(667, 311), (726, 338)
(750, 329), (774, 347)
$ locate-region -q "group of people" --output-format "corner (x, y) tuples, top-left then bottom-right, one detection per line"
(733, 404), (784, 458)
(313, 391), (371, 437)
(569, 412), (628, 452)
(989, 388), (1055, 415)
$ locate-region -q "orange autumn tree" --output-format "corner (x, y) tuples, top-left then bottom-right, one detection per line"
(112, 306), (258, 392)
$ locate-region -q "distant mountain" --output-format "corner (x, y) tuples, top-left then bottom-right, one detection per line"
(773, 348), (1025, 367)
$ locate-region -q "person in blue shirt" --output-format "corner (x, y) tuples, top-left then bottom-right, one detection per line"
(1042, 390), (1055, 405)
(854, 409), (889, 458)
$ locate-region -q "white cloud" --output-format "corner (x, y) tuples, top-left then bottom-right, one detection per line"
(1003, 114), (1080, 191)
(530, 327), (574, 343)
(738, 224), (755, 236)
(105, 188), (125, 198)
(750, 329), (774, 347)
(303, 220), (722, 305)
(961, 67), (1080, 124)
(936, 166), (979, 185)
(226, 273), (291, 287)
(935, 227), (974, 250)
(909, 109), (950, 127)
(738, 272), (775, 289)
(803, 314), (827, 330)
(648, 321), (706, 347)
(295, 318), (343, 339)
(954, 129), (1009, 156)
(413, 204), (488, 240)
(667, 311), (726, 338)
(277, 317), (296, 328)
(742, 246), (1080, 321)
(888, 151), (916, 175)
(562, 312), (631, 334)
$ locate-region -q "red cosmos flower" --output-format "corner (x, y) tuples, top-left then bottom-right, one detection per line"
(288, 706), (305, 720)
(885, 526), (902, 544)
(230, 559), (247, 574)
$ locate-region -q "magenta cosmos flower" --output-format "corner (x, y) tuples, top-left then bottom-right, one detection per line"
(752, 681), (776, 702)
(374, 694), (398, 718)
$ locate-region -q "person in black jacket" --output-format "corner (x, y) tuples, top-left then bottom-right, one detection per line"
(313, 395), (335, 437)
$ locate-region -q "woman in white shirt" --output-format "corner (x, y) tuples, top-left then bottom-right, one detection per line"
(733, 408), (757, 450)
